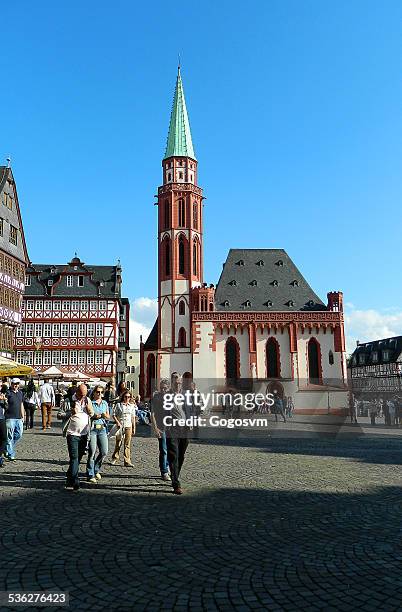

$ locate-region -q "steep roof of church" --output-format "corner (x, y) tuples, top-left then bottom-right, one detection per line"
(164, 68), (196, 160)
(215, 249), (326, 312)
(0, 166), (29, 264)
(144, 318), (158, 350)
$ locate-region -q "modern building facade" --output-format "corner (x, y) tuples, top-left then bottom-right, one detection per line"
(0, 166), (29, 357)
(15, 256), (129, 381)
(140, 68), (348, 412)
(348, 337), (402, 395)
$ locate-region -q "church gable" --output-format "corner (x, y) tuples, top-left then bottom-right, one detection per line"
(215, 249), (326, 312)
(0, 166), (29, 264)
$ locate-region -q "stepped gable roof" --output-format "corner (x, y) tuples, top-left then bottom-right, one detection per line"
(215, 249), (326, 312)
(349, 336), (402, 366)
(25, 257), (121, 298)
(144, 319), (158, 350)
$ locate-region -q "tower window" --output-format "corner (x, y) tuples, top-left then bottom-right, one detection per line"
(329, 350), (334, 365)
(178, 236), (185, 275)
(164, 238), (171, 276)
(78, 275), (84, 287)
(179, 172), (183, 179)
(179, 300), (185, 315)
(178, 327), (187, 347)
(168, 173), (172, 181)
(193, 240), (198, 276)
(178, 199), (185, 227)
(193, 203), (198, 230)
(164, 200), (170, 229)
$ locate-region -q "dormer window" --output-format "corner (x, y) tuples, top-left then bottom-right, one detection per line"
(222, 300), (230, 307)
(236, 259), (244, 266)
(50, 267), (56, 274)
(372, 351), (378, 363)
(243, 300), (251, 308)
(308, 300), (315, 307)
(276, 260), (284, 266)
(358, 354), (366, 365)
(229, 280), (237, 286)
(265, 300), (273, 307)
(256, 260), (264, 266)
(287, 300), (295, 307)
(249, 280), (257, 286)
(382, 350), (390, 362)
(291, 280), (299, 287)
(271, 280), (279, 287)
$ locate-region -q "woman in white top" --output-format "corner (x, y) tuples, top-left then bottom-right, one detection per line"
(23, 380), (41, 430)
(65, 384), (94, 491)
(111, 391), (136, 467)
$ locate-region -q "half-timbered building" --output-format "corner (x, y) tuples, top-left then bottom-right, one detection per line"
(140, 68), (348, 412)
(0, 165), (29, 357)
(15, 257), (129, 381)
(348, 337), (402, 395)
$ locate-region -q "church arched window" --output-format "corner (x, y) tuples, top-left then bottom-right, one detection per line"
(178, 327), (187, 347)
(308, 338), (322, 384)
(329, 350), (334, 365)
(162, 237), (171, 277)
(178, 199), (185, 227)
(193, 202), (198, 230)
(178, 236), (185, 275)
(179, 300), (185, 315)
(193, 240), (198, 276)
(266, 337), (280, 378)
(164, 200), (169, 229)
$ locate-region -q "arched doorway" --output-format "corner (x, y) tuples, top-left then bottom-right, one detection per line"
(266, 337), (280, 378)
(146, 353), (156, 397)
(266, 380), (284, 399)
(225, 337), (240, 384)
(308, 338), (322, 384)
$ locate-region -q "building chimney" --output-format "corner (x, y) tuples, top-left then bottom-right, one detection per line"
(356, 340), (360, 346)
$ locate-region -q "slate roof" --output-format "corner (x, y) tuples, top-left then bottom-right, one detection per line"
(0, 166), (29, 264)
(349, 336), (402, 367)
(25, 258), (122, 298)
(164, 68), (196, 160)
(144, 319), (158, 350)
(215, 249), (326, 312)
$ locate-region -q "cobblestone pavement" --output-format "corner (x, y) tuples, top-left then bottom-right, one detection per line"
(1, 416), (402, 611)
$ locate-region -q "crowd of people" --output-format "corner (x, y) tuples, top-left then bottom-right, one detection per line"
(0, 373), (191, 496)
(351, 395), (402, 426)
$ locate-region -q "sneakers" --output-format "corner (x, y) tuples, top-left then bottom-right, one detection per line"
(173, 487), (183, 495)
(95, 473), (102, 480)
(124, 462), (134, 468)
(87, 477), (97, 484)
(162, 473), (171, 481)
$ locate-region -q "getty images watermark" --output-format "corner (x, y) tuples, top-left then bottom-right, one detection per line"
(163, 390), (275, 429)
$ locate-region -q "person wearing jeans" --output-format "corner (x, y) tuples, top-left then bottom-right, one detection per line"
(86, 387), (109, 483)
(5, 378), (25, 461)
(0, 387), (7, 467)
(150, 380), (170, 481)
(65, 384), (94, 491)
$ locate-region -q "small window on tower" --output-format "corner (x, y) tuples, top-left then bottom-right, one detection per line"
(168, 173), (172, 181)
(179, 300), (185, 315)
(179, 172), (183, 179)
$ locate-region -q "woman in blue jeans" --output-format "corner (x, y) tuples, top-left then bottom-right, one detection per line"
(86, 386), (109, 484)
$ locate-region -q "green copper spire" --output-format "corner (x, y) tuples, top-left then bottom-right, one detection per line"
(164, 67), (196, 160)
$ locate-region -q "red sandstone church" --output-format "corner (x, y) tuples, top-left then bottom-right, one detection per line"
(140, 68), (347, 412)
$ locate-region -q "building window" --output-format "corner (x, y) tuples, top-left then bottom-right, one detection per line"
(52, 323), (60, 337)
(164, 238), (171, 276)
(87, 350), (94, 365)
(62, 301), (70, 311)
(25, 274), (31, 287)
(178, 236), (185, 275)
(372, 351), (378, 363)
(193, 203), (198, 230)
(168, 173), (172, 181)
(36, 301), (43, 311)
(71, 301), (80, 311)
(266, 338), (280, 378)
(78, 275), (84, 287)
(79, 323), (86, 337)
(9, 225), (18, 246)
(60, 350), (68, 366)
(131, 366), (136, 374)
(95, 350), (103, 365)
(358, 354), (366, 365)
(383, 350), (390, 362)
(61, 324), (69, 338)
(225, 337), (240, 382)
(0, 218), (3, 236)
(308, 338), (322, 384)
(193, 240), (198, 276)
(25, 324), (34, 338)
(16, 324), (24, 338)
(96, 323), (103, 337)
(43, 351), (51, 366)
(70, 350), (77, 366)
(43, 324), (52, 338)
(179, 172), (183, 179)
(25, 352), (33, 365)
(178, 199), (185, 227)
(53, 301), (61, 311)
(70, 323), (78, 337)
(34, 352), (42, 366)
(27, 300), (34, 310)
(178, 327), (187, 348)
(99, 301), (107, 311)
(34, 323), (43, 338)
(179, 300), (185, 315)
(66, 275), (73, 287)
(44, 300), (52, 311)
(90, 301), (97, 311)
(87, 323), (95, 337)
(329, 350), (334, 365)
(164, 200), (170, 229)
(81, 301), (88, 311)
(78, 350), (85, 365)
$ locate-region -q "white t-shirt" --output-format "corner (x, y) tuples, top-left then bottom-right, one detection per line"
(114, 403), (135, 429)
(66, 396), (92, 437)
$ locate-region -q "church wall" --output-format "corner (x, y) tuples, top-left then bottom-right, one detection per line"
(160, 297), (172, 348)
(297, 328), (343, 384)
(193, 321), (216, 381)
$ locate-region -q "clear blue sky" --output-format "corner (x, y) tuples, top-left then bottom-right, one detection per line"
(3, 1), (402, 323)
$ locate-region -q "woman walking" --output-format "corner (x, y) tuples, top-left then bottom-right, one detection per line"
(65, 384), (94, 491)
(23, 380), (40, 429)
(86, 386), (109, 484)
(111, 391), (136, 467)
(0, 386), (7, 468)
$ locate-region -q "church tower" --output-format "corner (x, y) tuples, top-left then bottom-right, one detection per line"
(157, 67), (203, 379)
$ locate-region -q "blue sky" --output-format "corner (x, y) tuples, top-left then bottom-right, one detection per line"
(2, 1), (402, 350)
